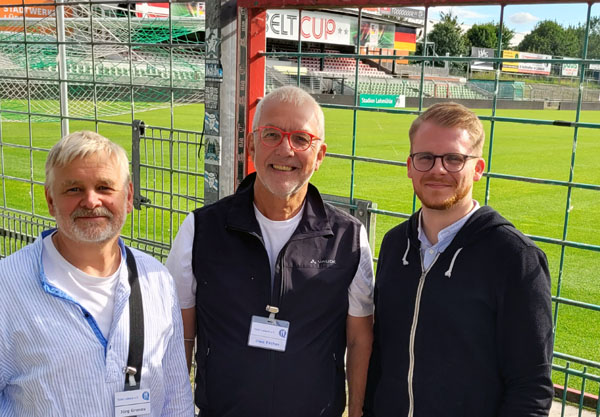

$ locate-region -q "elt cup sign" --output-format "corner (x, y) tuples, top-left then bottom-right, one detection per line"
(301, 14), (336, 42)
(266, 9), (352, 45)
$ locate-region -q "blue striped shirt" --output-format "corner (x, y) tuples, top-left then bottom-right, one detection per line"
(0, 230), (193, 417)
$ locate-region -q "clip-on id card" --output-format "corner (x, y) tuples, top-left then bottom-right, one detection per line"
(248, 305), (290, 352)
(115, 389), (150, 416)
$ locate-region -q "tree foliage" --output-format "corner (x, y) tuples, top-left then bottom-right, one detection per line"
(427, 12), (467, 65)
(572, 16), (600, 59)
(518, 20), (580, 57)
(464, 22), (514, 51)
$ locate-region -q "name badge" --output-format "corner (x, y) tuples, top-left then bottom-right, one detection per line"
(115, 389), (151, 416)
(248, 315), (290, 352)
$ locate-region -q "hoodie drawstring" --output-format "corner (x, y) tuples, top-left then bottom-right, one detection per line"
(402, 238), (410, 265)
(444, 248), (463, 278)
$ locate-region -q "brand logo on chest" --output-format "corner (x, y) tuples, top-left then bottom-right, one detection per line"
(310, 259), (336, 265)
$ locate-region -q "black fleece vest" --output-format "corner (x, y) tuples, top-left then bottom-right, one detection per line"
(191, 174), (361, 417)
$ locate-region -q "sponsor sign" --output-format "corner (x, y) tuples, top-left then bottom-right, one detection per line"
(502, 50), (551, 75)
(471, 47), (495, 71)
(589, 63), (600, 70)
(266, 9), (352, 46)
(0, 0), (56, 19)
(561, 58), (579, 77)
(365, 7), (425, 21)
(266, 9), (415, 52)
(135, 2), (204, 18)
(502, 50), (552, 75)
(359, 94), (405, 108)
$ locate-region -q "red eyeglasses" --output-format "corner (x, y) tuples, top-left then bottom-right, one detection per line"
(254, 126), (321, 151)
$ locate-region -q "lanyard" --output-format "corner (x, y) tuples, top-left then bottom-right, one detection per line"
(124, 247), (144, 390)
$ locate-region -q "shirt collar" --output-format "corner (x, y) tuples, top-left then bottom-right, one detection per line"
(418, 200), (480, 253)
(37, 230), (126, 285)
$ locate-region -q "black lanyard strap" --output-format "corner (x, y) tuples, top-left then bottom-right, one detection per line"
(125, 247), (145, 390)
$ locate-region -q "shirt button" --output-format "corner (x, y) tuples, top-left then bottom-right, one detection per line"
(429, 249), (434, 254)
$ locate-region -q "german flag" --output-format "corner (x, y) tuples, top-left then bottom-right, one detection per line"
(395, 26), (416, 52)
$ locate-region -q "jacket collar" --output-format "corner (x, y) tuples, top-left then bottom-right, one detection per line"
(226, 173), (333, 238)
(406, 205), (503, 249)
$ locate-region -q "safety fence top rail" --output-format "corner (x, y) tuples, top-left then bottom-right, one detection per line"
(237, 0), (594, 7)
(262, 51), (600, 65)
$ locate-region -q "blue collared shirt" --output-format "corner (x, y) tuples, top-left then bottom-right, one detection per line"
(418, 201), (480, 270)
(0, 230), (193, 417)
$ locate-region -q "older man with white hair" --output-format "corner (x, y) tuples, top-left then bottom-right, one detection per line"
(0, 131), (193, 417)
(167, 86), (374, 417)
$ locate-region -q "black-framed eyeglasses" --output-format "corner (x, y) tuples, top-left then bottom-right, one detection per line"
(254, 125), (321, 152)
(409, 152), (479, 172)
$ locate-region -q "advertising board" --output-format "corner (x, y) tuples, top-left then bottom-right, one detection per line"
(471, 47), (495, 71)
(266, 9), (352, 45)
(502, 50), (551, 75)
(359, 94), (405, 108)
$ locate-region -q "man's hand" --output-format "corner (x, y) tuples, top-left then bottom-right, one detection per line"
(181, 308), (196, 372)
(347, 314), (374, 417)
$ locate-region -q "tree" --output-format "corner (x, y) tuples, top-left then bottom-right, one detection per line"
(464, 22), (514, 51)
(572, 17), (600, 59)
(518, 20), (580, 57)
(426, 12), (467, 66)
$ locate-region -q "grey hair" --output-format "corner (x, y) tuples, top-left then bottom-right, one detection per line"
(45, 130), (130, 188)
(252, 86), (325, 140)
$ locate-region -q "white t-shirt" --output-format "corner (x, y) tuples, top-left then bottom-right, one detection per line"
(166, 210), (375, 317)
(42, 233), (122, 339)
(253, 203), (303, 285)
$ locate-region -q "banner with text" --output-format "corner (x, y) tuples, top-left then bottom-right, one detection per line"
(0, 0), (56, 19)
(471, 47), (495, 71)
(359, 94), (405, 108)
(266, 9), (415, 52)
(135, 2), (205, 18)
(266, 9), (352, 45)
(561, 58), (579, 77)
(363, 7), (425, 21)
(502, 50), (551, 75)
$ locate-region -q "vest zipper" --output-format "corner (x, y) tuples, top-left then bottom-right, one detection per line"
(407, 251), (441, 417)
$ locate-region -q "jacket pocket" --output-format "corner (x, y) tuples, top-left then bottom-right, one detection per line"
(194, 344), (210, 409)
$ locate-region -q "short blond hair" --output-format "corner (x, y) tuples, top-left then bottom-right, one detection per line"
(409, 102), (485, 155)
(45, 130), (130, 188)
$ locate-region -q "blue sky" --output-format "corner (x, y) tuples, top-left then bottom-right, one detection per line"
(427, 3), (598, 35)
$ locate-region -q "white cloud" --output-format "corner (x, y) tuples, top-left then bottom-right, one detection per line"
(431, 6), (490, 20)
(509, 12), (539, 25)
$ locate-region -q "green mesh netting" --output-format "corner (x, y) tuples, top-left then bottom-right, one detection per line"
(0, 4), (205, 122)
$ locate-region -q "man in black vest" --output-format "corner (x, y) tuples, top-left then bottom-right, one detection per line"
(364, 102), (553, 417)
(167, 86), (374, 417)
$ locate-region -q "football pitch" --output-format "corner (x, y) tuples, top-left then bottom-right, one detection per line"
(0, 103), (598, 394)
(313, 105), (600, 395)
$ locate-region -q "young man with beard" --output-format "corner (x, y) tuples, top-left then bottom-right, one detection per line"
(364, 103), (553, 417)
(0, 131), (193, 416)
(166, 86), (374, 417)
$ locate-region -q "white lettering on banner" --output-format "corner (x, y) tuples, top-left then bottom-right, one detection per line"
(266, 9), (351, 45)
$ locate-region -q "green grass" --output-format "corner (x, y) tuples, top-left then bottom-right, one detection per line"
(0, 103), (598, 396)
